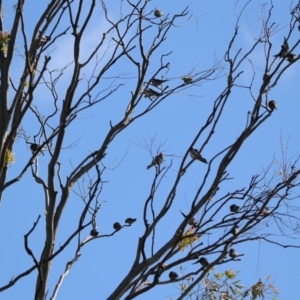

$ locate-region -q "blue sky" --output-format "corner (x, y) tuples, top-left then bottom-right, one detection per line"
(0, 0), (300, 299)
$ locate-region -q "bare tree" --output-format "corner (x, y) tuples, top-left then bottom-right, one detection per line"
(0, 0), (299, 299)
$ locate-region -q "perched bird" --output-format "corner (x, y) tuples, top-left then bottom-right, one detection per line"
(154, 9), (163, 18)
(30, 143), (46, 155)
(142, 88), (161, 100)
(147, 153), (164, 169)
(230, 224), (239, 235)
(229, 248), (238, 258)
(286, 53), (298, 63)
(169, 271), (178, 281)
(113, 222), (122, 231)
(230, 204), (239, 213)
(150, 78), (168, 87)
(274, 37), (289, 58)
(36, 31), (51, 47)
(90, 229), (99, 237)
(182, 76), (193, 84)
(268, 100), (277, 111)
(125, 218), (136, 225)
(180, 211), (198, 227)
(261, 207), (270, 216)
(189, 148), (208, 164)
(194, 257), (209, 267)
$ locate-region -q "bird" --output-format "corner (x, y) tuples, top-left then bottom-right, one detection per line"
(261, 207), (270, 216)
(286, 53), (298, 63)
(125, 218), (136, 225)
(154, 9), (163, 18)
(189, 148), (208, 164)
(150, 78), (168, 87)
(230, 224), (239, 235)
(182, 76), (193, 84)
(30, 143), (47, 155)
(142, 88), (161, 100)
(36, 31), (51, 47)
(90, 229), (99, 237)
(274, 37), (289, 58)
(194, 257), (209, 267)
(113, 222), (122, 231)
(268, 100), (277, 111)
(169, 271), (178, 281)
(147, 153), (164, 169)
(230, 204), (239, 213)
(180, 211), (198, 227)
(229, 248), (238, 258)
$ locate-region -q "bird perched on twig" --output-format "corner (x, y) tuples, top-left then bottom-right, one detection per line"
(182, 76), (193, 84)
(230, 204), (239, 213)
(113, 222), (122, 231)
(268, 100), (277, 111)
(147, 153), (164, 169)
(193, 257), (209, 267)
(30, 143), (47, 155)
(142, 88), (161, 100)
(125, 218), (136, 225)
(180, 211), (198, 227)
(229, 248), (238, 258)
(274, 37), (289, 58)
(286, 53), (298, 63)
(261, 207), (270, 216)
(230, 224), (239, 235)
(150, 78), (168, 88)
(189, 148), (208, 164)
(154, 9), (163, 18)
(169, 271), (178, 281)
(90, 229), (99, 237)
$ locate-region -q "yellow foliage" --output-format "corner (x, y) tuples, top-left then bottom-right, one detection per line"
(225, 269), (236, 279)
(5, 150), (15, 165)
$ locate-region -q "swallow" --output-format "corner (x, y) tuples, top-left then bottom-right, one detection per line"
(90, 229), (99, 237)
(274, 37), (289, 58)
(268, 100), (277, 111)
(147, 153), (164, 169)
(150, 78), (168, 88)
(142, 88), (161, 100)
(169, 271), (178, 281)
(125, 218), (136, 225)
(261, 207), (270, 216)
(194, 257), (209, 267)
(230, 204), (239, 213)
(113, 222), (122, 231)
(230, 224), (239, 235)
(180, 211), (198, 226)
(182, 76), (193, 84)
(189, 148), (208, 164)
(286, 53), (298, 63)
(229, 248), (238, 258)
(154, 9), (163, 18)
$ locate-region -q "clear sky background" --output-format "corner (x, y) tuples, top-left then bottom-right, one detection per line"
(0, 0), (300, 299)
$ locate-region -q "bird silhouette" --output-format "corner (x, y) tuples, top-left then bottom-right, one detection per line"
(230, 204), (239, 213)
(125, 218), (136, 225)
(274, 37), (289, 58)
(230, 224), (239, 235)
(229, 248), (238, 258)
(169, 271), (178, 281)
(90, 229), (99, 237)
(286, 53), (298, 63)
(261, 207), (270, 216)
(142, 88), (161, 100)
(150, 78), (168, 87)
(182, 76), (193, 83)
(193, 257), (209, 267)
(113, 222), (122, 231)
(189, 148), (208, 164)
(268, 100), (277, 111)
(30, 143), (47, 155)
(147, 153), (164, 169)
(180, 211), (198, 226)
(154, 9), (163, 17)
